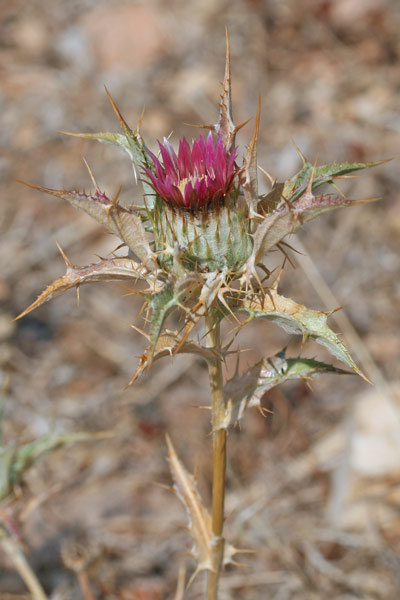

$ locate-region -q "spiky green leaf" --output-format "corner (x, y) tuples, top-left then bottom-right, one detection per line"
(235, 290), (364, 377)
(262, 159), (383, 211)
(60, 130), (155, 205)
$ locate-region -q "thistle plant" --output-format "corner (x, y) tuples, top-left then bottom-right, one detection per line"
(18, 35), (381, 599)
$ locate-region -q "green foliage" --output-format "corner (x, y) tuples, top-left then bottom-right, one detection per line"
(237, 290), (364, 377)
(0, 431), (107, 502)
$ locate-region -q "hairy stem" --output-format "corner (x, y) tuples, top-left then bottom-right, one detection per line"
(205, 314), (226, 600)
(0, 525), (48, 600)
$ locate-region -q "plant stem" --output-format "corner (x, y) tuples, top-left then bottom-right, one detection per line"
(205, 314), (226, 600)
(0, 525), (48, 600)
(77, 571), (96, 600)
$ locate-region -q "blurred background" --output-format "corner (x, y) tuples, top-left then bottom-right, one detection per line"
(1, 0), (400, 598)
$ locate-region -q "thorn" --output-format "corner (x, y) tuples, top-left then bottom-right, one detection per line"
(57, 130), (85, 138)
(82, 157), (99, 190)
(326, 304), (347, 317)
(55, 241), (73, 268)
(165, 433), (175, 458)
(136, 105), (146, 135)
(330, 181), (346, 198)
(279, 240), (304, 255)
(258, 165), (275, 186)
(105, 186), (122, 219)
(291, 138), (307, 164)
(17, 179), (60, 196)
(217, 288), (240, 323)
(277, 243), (296, 268)
(186, 566), (202, 590)
(152, 481), (175, 493)
(104, 86), (133, 135)
(183, 122), (214, 131)
(270, 258), (287, 289)
(228, 560), (248, 568)
(224, 26), (232, 117)
(305, 160), (317, 196)
(234, 117), (251, 133)
(130, 324), (150, 340)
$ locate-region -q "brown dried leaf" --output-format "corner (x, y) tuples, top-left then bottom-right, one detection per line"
(166, 435), (212, 578)
(16, 256), (147, 319)
(166, 436), (244, 579)
(128, 329), (219, 386)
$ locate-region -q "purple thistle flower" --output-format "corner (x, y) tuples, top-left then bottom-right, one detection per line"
(143, 132), (238, 209)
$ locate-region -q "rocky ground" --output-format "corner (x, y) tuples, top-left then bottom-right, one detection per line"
(1, 1), (400, 598)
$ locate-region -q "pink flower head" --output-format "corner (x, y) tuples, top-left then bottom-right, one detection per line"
(142, 132), (238, 209)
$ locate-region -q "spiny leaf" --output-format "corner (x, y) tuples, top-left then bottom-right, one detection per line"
(235, 289), (365, 378)
(128, 330), (220, 386)
(252, 191), (377, 264)
(166, 436), (242, 582)
(166, 435), (212, 578)
(19, 182), (154, 264)
(222, 349), (351, 427)
(1, 431), (110, 501)
(60, 99), (155, 206)
(103, 87), (156, 205)
(16, 256), (148, 320)
(261, 158), (385, 210)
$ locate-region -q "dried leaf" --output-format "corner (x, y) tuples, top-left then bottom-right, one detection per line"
(19, 183), (154, 263)
(222, 349), (351, 427)
(166, 436), (243, 579)
(166, 435), (212, 577)
(128, 330), (219, 385)
(16, 257), (148, 319)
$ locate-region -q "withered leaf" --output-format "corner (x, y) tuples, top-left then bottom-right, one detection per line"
(20, 183), (154, 264)
(16, 257), (148, 319)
